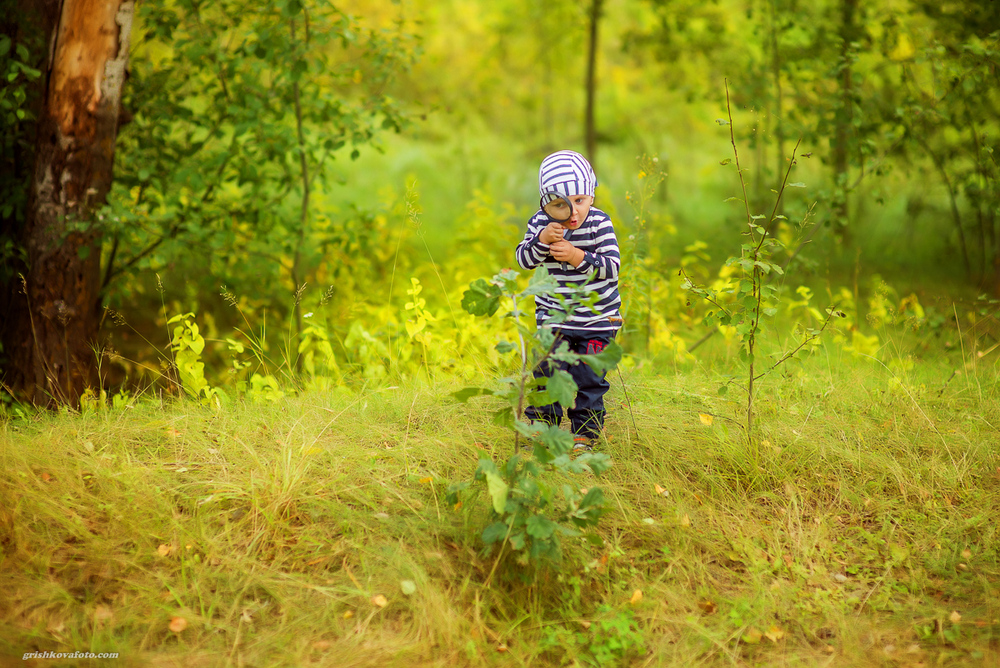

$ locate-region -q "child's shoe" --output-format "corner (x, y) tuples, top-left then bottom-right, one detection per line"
(572, 436), (595, 452)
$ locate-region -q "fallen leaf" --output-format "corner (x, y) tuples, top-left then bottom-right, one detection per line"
(312, 640), (332, 650)
(629, 590), (643, 605)
(654, 484), (669, 497)
(342, 610), (354, 620)
(419, 477), (433, 484)
(961, 549), (972, 559)
(697, 600), (718, 614)
(371, 595), (388, 608)
(950, 610), (962, 623)
(764, 625), (785, 642)
(742, 627), (762, 644)
(169, 616), (188, 633)
(496, 644), (508, 653)
(400, 580), (417, 596)
(680, 513), (691, 528)
(41, 472), (52, 482)
(241, 609), (253, 623)
(699, 413), (714, 426)
(578, 620), (592, 630)
(157, 544), (174, 557)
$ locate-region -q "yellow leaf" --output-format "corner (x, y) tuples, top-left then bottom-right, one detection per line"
(950, 611), (962, 624)
(157, 544), (173, 557)
(680, 513), (691, 528)
(699, 413), (714, 426)
(629, 590), (643, 605)
(371, 595), (388, 608)
(697, 600), (718, 614)
(342, 610), (354, 620)
(961, 549), (972, 559)
(765, 625), (785, 642)
(654, 484), (669, 497)
(742, 627), (762, 644)
(169, 616), (188, 633)
(496, 644), (508, 653)
(419, 477), (433, 484)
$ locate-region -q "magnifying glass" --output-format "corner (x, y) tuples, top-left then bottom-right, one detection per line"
(540, 192), (574, 225)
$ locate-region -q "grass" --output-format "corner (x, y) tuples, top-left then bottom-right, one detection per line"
(1, 346), (999, 667)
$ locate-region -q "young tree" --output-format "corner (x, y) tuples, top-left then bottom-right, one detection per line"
(102, 0), (412, 342)
(1, 0), (133, 406)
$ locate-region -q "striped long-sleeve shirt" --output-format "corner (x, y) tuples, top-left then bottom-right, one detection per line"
(514, 207), (622, 335)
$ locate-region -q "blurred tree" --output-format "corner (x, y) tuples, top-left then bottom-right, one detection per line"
(585, 0), (604, 166)
(101, 0), (414, 355)
(1, 0), (133, 407)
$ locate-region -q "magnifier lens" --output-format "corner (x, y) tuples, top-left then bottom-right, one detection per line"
(541, 193), (573, 223)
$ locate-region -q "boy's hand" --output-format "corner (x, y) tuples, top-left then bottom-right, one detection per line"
(539, 222), (565, 245)
(550, 240), (585, 267)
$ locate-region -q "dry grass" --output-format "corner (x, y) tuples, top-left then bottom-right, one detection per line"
(1, 354), (998, 666)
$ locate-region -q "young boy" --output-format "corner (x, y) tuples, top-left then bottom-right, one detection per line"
(515, 150), (622, 451)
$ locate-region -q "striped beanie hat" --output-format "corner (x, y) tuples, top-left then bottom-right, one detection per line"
(538, 150), (597, 201)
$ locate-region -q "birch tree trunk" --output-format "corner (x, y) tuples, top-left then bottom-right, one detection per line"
(2, 0), (132, 406)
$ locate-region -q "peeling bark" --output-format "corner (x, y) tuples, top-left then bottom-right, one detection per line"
(2, 0), (133, 406)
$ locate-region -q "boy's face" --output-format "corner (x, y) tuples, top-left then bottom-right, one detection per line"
(543, 194), (593, 230)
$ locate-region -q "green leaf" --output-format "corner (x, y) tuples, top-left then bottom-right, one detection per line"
(461, 278), (502, 316)
(546, 369), (577, 407)
(482, 522), (508, 544)
(579, 340), (623, 374)
(477, 461), (508, 514)
(537, 424), (574, 456)
(492, 406), (514, 427)
(495, 341), (517, 354)
(718, 385), (728, 396)
(522, 267), (559, 297)
(788, 182), (806, 188)
(452, 387), (494, 402)
(526, 515), (557, 540)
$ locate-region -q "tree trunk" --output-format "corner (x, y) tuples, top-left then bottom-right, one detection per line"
(833, 0), (857, 239)
(584, 0), (603, 167)
(2, 0), (133, 407)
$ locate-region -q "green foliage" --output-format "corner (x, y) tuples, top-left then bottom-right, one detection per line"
(0, 22), (42, 281)
(167, 312), (225, 406)
(103, 0), (416, 311)
(540, 606), (646, 665)
(683, 92), (843, 443)
(448, 267), (619, 569)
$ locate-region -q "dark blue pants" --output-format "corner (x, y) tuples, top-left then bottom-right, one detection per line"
(524, 332), (612, 439)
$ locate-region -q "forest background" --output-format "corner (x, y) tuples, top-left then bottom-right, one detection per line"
(1, 0), (998, 400)
(1, 1), (1000, 665)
